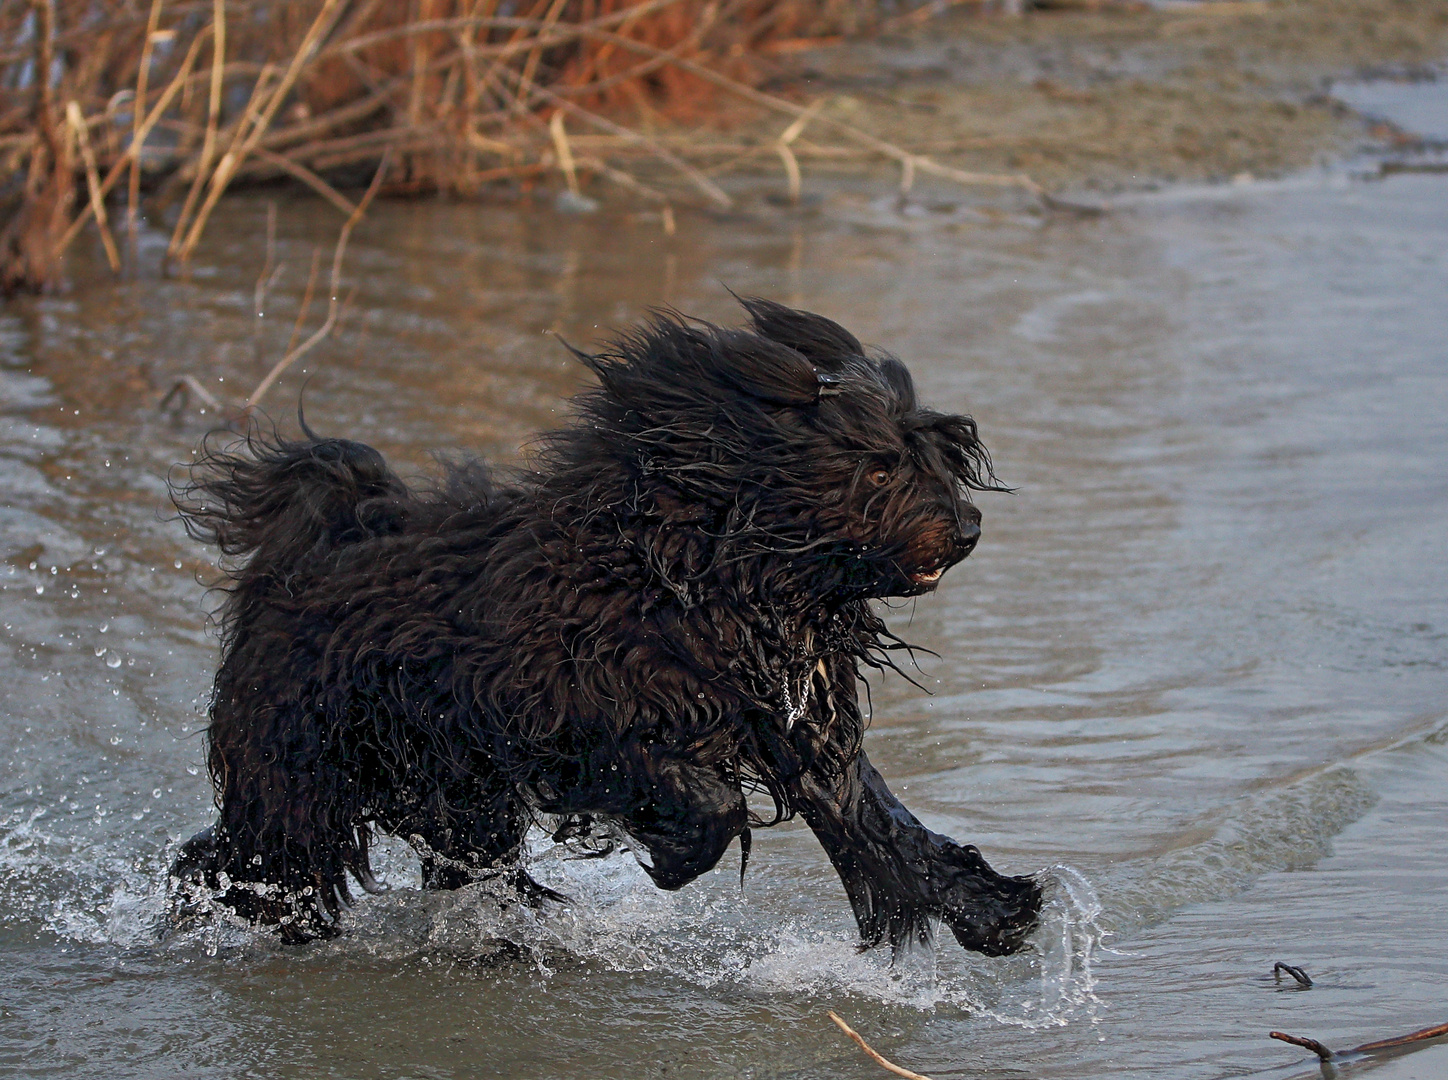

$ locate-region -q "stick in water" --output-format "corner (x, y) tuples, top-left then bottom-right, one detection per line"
(827, 1012), (935, 1080)
(1271, 1019), (1448, 1062)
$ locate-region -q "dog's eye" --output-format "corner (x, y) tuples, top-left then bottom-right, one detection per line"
(868, 468), (892, 487)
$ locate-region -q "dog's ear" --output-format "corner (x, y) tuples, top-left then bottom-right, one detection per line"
(710, 330), (823, 406)
(874, 354), (917, 409)
(738, 298), (863, 373)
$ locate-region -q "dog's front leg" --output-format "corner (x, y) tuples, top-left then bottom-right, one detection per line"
(789, 749), (1041, 957)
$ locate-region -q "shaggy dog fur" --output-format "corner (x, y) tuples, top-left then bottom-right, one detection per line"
(170, 299), (1041, 955)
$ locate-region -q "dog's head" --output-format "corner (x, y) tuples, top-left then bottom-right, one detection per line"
(563, 299), (1004, 601)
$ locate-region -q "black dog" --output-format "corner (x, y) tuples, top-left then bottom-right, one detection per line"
(170, 299), (1041, 955)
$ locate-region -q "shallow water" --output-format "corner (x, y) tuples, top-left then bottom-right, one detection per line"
(3, 84), (1447, 1079)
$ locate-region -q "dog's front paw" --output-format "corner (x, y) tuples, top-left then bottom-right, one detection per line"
(933, 844), (1042, 957)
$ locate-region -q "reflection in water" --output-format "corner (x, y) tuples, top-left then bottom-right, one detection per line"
(2, 150), (1447, 1078)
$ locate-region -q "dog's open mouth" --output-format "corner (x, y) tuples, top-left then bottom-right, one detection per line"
(910, 566), (945, 586)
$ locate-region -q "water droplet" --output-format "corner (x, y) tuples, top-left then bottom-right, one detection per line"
(152, 789), (162, 799)
(95, 646), (107, 658)
(109, 736), (121, 746)
(98, 623), (108, 633)
(106, 654), (122, 668)
(186, 765), (199, 776)
(35, 585), (43, 595)
(174, 560), (183, 570)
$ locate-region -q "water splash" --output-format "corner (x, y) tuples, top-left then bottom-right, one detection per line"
(938, 864), (1106, 1028)
(8, 760), (1372, 1033)
(143, 828), (1108, 1027)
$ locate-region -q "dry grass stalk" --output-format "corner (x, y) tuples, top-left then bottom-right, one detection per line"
(66, 101), (121, 272)
(53, 25), (211, 258)
(3, 0), (1044, 294)
(129, 0), (167, 260)
(775, 97), (824, 203)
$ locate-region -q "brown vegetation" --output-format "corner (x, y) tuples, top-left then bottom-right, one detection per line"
(0, 0), (1042, 294)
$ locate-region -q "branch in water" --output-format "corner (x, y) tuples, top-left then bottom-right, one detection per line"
(1271, 1019), (1448, 1063)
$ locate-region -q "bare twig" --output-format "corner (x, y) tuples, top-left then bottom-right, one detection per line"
(1271, 1020), (1448, 1062)
(1269, 1031), (1334, 1062)
(285, 248), (323, 360)
(827, 1012), (935, 1080)
(527, 82), (733, 210)
(573, 154), (668, 203)
(775, 97), (824, 204)
(168, 0), (227, 259)
(159, 373), (224, 413)
(517, 0), (570, 110)
(253, 201), (282, 360)
(549, 109), (580, 195)
(568, 29), (1046, 198)
(177, 0), (351, 265)
(244, 150), (391, 413)
(1353, 1021), (1448, 1054)
(250, 148), (358, 215)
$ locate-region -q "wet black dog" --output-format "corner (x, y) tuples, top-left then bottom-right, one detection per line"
(170, 299), (1041, 954)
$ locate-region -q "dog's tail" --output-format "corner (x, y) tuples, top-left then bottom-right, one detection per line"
(173, 427), (410, 585)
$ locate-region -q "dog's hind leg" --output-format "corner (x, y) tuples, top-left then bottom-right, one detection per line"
(393, 772), (562, 903)
(177, 695), (367, 942)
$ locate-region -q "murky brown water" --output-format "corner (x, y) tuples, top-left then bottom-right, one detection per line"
(3, 83), (1447, 1080)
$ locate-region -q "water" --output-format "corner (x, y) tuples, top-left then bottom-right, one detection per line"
(2, 83), (1447, 1079)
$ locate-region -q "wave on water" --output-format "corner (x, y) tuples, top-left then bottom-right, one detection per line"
(1097, 764), (1379, 936)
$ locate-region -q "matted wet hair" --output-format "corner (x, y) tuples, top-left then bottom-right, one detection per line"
(169, 299), (1040, 958)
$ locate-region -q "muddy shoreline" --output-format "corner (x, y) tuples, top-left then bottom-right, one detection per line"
(675, 0), (1448, 199)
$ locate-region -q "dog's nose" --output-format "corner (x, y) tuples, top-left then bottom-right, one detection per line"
(957, 521), (980, 557)
(955, 503), (982, 557)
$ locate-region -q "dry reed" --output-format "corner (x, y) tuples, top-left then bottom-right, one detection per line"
(1, 0), (1038, 294)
